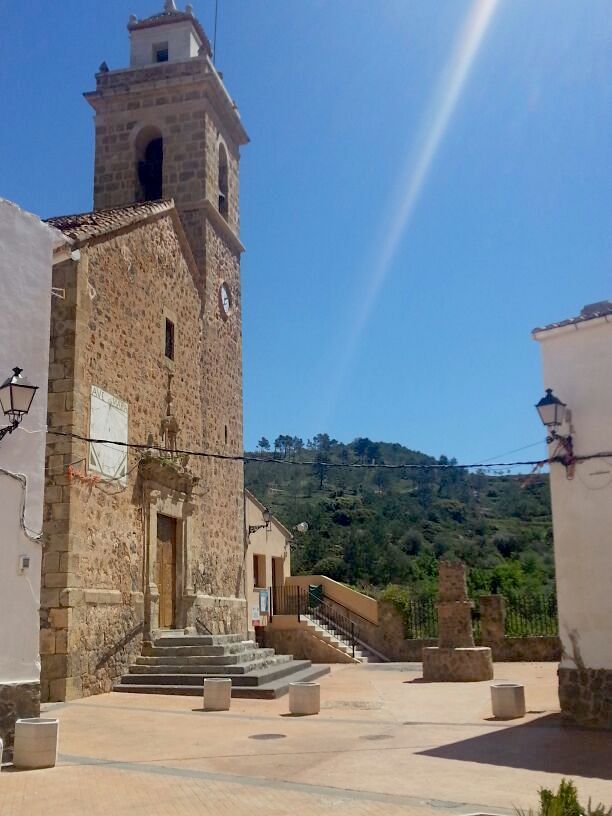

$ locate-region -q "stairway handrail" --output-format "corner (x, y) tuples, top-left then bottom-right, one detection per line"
(307, 599), (358, 658)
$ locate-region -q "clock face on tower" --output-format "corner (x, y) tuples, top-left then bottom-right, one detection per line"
(219, 282), (232, 318)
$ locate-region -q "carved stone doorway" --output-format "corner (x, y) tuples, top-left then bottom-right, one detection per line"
(140, 457), (198, 641)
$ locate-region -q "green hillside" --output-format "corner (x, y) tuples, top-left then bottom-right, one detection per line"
(245, 434), (553, 597)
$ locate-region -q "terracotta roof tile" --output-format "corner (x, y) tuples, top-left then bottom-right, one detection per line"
(533, 301), (612, 334)
(45, 200), (174, 242)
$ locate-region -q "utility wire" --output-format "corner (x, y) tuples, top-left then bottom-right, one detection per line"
(213, 0), (219, 63)
(475, 440), (545, 464)
(43, 428), (596, 471)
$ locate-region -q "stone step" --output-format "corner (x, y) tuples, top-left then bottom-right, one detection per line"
(114, 663), (330, 699)
(303, 618), (365, 663)
(130, 654), (293, 676)
(153, 633), (245, 647)
(238, 663), (331, 699)
(121, 659), (312, 689)
(231, 659), (309, 687)
(136, 648), (274, 667)
(145, 642), (256, 658)
(129, 654), (293, 676)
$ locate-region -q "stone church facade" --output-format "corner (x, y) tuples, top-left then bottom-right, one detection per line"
(41, 2), (249, 702)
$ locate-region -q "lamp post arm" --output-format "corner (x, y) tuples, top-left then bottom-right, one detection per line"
(0, 420), (19, 443)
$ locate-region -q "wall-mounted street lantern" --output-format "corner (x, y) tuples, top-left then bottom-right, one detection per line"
(248, 507), (271, 536)
(535, 388), (566, 432)
(535, 387), (574, 477)
(0, 367), (38, 443)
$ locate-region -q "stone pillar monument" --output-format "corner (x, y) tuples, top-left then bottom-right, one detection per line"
(422, 562), (493, 682)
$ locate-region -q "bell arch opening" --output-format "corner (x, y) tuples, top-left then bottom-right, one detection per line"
(218, 143), (229, 219)
(136, 126), (164, 202)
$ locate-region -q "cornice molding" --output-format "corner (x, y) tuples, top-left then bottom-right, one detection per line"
(195, 199), (245, 255)
(84, 58), (248, 147)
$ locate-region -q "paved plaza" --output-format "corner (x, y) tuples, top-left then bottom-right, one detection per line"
(1, 662), (610, 816)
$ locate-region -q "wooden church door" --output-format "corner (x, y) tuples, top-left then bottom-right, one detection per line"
(156, 515), (177, 629)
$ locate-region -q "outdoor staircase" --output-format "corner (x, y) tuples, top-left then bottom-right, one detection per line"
(114, 632), (330, 699)
(301, 615), (385, 663)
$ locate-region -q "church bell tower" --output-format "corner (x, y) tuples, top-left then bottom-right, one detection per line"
(85, 1), (249, 613)
(86, 0), (248, 270)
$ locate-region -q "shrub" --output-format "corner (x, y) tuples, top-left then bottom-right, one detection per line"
(516, 779), (611, 816)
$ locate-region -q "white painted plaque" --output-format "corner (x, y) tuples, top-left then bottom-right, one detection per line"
(88, 386), (128, 484)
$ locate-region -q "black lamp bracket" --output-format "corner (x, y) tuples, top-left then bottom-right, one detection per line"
(547, 430), (575, 479)
(0, 419), (19, 443)
(248, 522), (271, 535)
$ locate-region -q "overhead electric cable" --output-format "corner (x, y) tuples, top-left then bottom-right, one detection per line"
(41, 428), (596, 471)
(475, 440), (545, 464)
(213, 0), (219, 63)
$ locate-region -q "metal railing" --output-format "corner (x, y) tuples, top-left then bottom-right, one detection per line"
(195, 617), (213, 636)
(504, 593), (558, 637)
(404, 597), (438, 639)
(270, 584), (558, 650)
(270, 585), (359, 658)
(471, 595), (482, 640)
(271, 584), (305, 618)
(308, 601), (358, 658)
(399, 591), (558, 640)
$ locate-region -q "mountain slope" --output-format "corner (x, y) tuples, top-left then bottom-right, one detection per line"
(245, 435), (553, 596)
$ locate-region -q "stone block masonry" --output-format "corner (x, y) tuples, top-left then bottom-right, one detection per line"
(87, 32), (248, 623)
(421, 648), (493, 683)
(558, 667), (612, 729)
(422, 561), (493, 682)
(42, 212), (246, 701)
(0, 682), (40, 761)
(437, 561), (469, 602)
(42, 4), (251, 702)
(89, 59), (244, 236)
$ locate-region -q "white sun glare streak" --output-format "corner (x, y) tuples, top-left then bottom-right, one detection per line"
(322, 0), (498, 425)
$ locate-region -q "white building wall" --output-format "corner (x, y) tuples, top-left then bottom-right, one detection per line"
(245, 492), (291, 635)
(130, 21), (201, 67)
(0, 199), (62, 684)
(535, 318), (612, 672)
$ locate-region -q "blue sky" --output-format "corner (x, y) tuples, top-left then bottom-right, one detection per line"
(1, 1), (610, 466)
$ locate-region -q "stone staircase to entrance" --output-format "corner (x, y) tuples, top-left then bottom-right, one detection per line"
(301, 615), (385, 664)
(114, 632), (330, 699)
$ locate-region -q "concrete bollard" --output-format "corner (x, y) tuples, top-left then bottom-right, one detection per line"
(203, 678), (232, 711)
(289, 682), (320, 716)
(490, 682), (526, 719)
(13, 718), (59, 770)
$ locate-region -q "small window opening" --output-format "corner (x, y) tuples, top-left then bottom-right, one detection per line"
(139, 137), (163, 201)
(218, 144), (229, 219)
(154, 43), (169, 63)
(165, 318), (175, 360)
(253, 554), (265, 588)
(224, 424), (228, 445)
